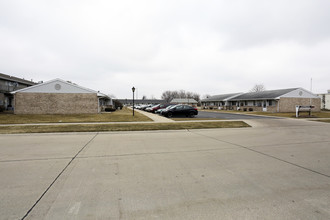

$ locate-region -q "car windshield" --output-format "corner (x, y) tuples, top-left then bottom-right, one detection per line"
(168, 105), (179, 109)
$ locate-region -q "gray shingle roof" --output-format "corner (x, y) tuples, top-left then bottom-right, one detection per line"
(201, 93), (241, 102)
(170, 98), (198, 104)
(231, 88), (298, 101)
(0, 72), (37, 86)
(116, 99), (166, 104)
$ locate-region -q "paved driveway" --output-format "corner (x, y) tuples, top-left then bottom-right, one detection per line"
(197, 110), (277, 120)
(1, 119), (330, 219)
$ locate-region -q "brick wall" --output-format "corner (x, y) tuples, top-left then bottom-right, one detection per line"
(279, 97), (321, 112)
(14, 93), (98, 114)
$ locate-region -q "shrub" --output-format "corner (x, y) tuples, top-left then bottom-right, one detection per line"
(105, 107), (116, 112)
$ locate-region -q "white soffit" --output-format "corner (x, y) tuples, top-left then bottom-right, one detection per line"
(279, 88), (319, 99)
(13, 79), (97, 94)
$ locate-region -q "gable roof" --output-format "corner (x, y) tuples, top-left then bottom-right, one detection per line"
(11, 78), (97, 94)
(170, 98), (198, 104)
(231, 88), (299, 101)
(201, 93), (242, 102)
(116, 99), (166, 104)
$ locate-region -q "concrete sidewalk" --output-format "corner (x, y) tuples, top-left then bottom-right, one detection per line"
(133, 109), (174, 122)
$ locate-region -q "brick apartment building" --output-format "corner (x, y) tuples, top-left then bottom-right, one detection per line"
(0, 73), (37, 111)
(12, 78), (112, 114)
(201, 88), (321, 112)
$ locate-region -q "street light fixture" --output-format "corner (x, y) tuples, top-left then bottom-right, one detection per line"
(132, 87), (135, 116)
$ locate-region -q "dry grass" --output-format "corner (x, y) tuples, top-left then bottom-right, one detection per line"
(246, 111), (330, 118)
(201, 109), (330, 118)
(171, 117), (223, 121)
(0, 108), (152, 124)
(314, 119), (330, 123)
(0, 121), (250, 134)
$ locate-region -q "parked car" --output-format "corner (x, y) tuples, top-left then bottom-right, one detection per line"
(142, 104), (153, 111)
(162, 104), (198, 118)
(146, 104), (160, 112)
(147, 103), (173, 113)
(137, 104), (150, 111)
(156, 104), (175, 114)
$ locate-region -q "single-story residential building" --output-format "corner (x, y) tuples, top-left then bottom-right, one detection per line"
(204, 88), (320, 113)
(12, 78), (112, 114)
(170, 98), (198, 106)
(201, 93), (242, 110)
(0, 73), (37, 111)
(317, 90), (330, 110)
(116, 99), (166, 106)
(229, 88), (320, 112)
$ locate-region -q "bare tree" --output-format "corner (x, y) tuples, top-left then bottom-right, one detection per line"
(250, 84), (266, 92)
(202, 94), (211, 99)
(191, 93), (200, 102)
(178, 90), (186, 99)
(161, 91), (175, 103)
(161, 90), (200, 103)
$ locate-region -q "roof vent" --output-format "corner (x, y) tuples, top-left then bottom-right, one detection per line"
(55, 84), (62, 90)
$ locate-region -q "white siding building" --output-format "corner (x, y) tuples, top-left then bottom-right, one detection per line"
(318, 90), (330, 110)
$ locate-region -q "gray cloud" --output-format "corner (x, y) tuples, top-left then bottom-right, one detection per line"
(1, 0), (329, 98)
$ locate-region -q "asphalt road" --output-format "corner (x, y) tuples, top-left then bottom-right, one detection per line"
(197, 110), (276, 120)
(1, 118), (330, 219)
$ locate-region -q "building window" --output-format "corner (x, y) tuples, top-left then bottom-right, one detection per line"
(269, 100), (272, 106)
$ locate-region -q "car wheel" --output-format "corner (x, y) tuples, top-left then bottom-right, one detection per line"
(189, 112), (195, 118)
(167, 112), (173, 118)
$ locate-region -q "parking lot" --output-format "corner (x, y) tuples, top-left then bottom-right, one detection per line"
(196, 110), (276, 120)
(137, 103), (275, 120)
(1, 118), (330, 219)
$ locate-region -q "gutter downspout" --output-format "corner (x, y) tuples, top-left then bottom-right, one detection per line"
(97, 97), (100, 113)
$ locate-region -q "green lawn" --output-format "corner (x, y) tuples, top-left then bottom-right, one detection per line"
(0, 121), (250, 134)
(0, 108), (152, 124)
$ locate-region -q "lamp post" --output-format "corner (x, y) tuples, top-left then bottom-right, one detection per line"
(132, 87), (135, 116)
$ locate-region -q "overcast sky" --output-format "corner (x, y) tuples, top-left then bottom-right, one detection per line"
(1, 0), (330, 99)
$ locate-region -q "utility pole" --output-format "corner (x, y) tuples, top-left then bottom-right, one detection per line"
(132, 87), (135, 116)
(310, 78), (313, 105)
